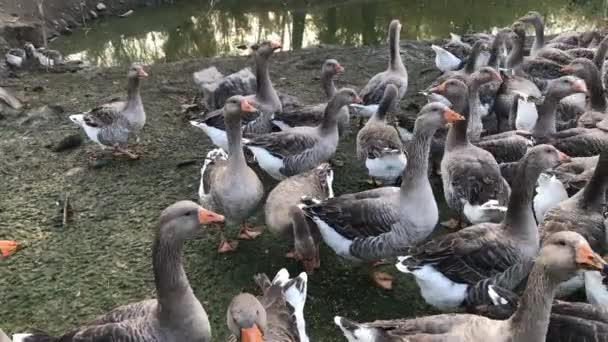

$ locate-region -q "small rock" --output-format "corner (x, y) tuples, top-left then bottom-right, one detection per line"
(65, 167), (84, 177)
(96, 2), (107, 11)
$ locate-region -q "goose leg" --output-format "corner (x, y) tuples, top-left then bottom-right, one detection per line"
(237, 223), (262, 240)
(440, 217), (464, 230)
(113, 145), (140, 160)
(370, 269), (393, 290)
(218, 226), (239, 253)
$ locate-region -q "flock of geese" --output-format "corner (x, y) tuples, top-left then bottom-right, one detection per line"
(7, 10), (608, 342)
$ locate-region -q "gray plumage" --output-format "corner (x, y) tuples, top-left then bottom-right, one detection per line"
(359, 20), (408, 105)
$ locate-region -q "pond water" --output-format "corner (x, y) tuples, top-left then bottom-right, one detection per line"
(50, 0), (608, 67)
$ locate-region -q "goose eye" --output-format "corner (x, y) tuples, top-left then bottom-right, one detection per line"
(557, 240), (567, 246)
(184, 211), (192, 216)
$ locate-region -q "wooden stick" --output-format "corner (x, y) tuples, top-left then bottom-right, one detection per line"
(62, 193), (71, 226)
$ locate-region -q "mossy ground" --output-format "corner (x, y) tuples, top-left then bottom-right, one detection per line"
(0, 42), (453, 340)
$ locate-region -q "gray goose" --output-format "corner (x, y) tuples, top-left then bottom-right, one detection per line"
(356, 84), (406, 185)
(264, 163), (333, 273)
(302, 102), (464, 289)
(273, 59), (350, 136)
(199, 96), (264, 253)
(13, 201), (224, 342)
(398, 144), (570, 311)
(227, 270), (309, 342)
(359, 19), (408, 105)
(245, 88), (361, 180)
(69, 63), (147, 159)
(431, 75), (511, 227)
(539, 151), (608, 297)
(190, 41), (282, 149)
(337, 231), (607, 342)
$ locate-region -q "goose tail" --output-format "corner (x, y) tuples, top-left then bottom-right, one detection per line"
(12, 333), (58, 342)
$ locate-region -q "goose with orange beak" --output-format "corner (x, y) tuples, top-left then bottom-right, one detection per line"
(199, 95), (265, 253)
(13, 201), (223, 342)
(301, 102), (464, 290)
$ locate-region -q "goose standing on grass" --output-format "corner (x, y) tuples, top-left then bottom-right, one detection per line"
(273, 59), (350, 135)
(356, 84), (406, 185)
(13, 201), (224, 342)
(301, 102), (465, 289)
(199, 96), (264, 253)
(245, 88), (361, 180)
(359, 19), (408, 105)
(431, 75), (510, 228)
(264, 163), (334, 273)
(69, 63), (148, 160)
(190, 41), (282, 149)
(227, 270), (309, 342)
(336, 231), (607, 342)
(397, 145), (570, 311)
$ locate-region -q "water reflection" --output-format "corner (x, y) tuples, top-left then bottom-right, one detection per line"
(50, 0), (608, 67)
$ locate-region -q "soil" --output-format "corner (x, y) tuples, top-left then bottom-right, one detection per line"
(0, 41), (452, 340)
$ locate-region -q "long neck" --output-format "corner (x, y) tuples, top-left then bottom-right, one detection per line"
(503, 157), (540, 236)
(509, 263), (556, 342)
(581, 153), (608, 211)
(593, 38), (608, 71)
(487, 35), (504, 69)
(255, 53), (273, 101)
(321, 72), (337, 99)
(531, 20), (545, 54)
(389, 28), (405, 71)
(320, 98), (343, 134)
(153, 235), (191, 313)
(467, 81), (483, 141)
(464, 45), (482, 74)
(508, 36), (525, 69)
(444, 92), (469, 149)
(586, 70), (606, 111)
(532, 96), (559, 137)
(401, 122), (434, 192)
(125, 76), (142, 111)
(226, 116), (246, 168)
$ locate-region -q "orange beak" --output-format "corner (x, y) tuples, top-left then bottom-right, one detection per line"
(137, 67), (149, 78)
(240, 99), (257, 113)
(0, 240), (17, 257)
(558, 151), (571, 163)
(561, 65), (574, 74)
(270, 41), (282, 50)
(573, 79), (588, 93)
(443, 108), (465, 122)
(429, 82), (447, 94)
(354, 96), (362, 104)
(492, 72), (503, 82)
(576, 243), (606, 271)
(240, 325), (263, 342)
(336, 64), (344, 73)
(197, 207), (224, 224)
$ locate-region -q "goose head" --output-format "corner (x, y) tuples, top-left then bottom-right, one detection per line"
(158, 200), (224, 243)
(544, 76), (587, 100)
(23, 42), (36, 57)
(227, 293), (267, 342)
(561, 58), (597, 84)
(292, 205), (319, 274)
(127, 63), (148, 79)
(253, 40), (282, 58)
(332, 88), (362, 109)
(322, 59), (344, 76)
(470, 67), (502, 87)
(524, 144), (571, 173)
(224, 95), (257, 117)
(416, 102), (465, 131)
(429, 78), (467, 112)
(540, 231), (606, 283)
(519, 11), (543, 26)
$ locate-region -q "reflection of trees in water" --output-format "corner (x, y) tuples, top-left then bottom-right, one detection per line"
(54, 0), (606, 66)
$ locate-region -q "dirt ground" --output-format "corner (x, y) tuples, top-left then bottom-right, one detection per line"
(0, 42), (451, 340)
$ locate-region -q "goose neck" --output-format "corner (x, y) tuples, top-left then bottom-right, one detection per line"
(509, 263), (556, 342)
(389, 28), (405, 71)
(401, 122), (434, 191)
(255, 53), (273, 101)
(226, 115), (246, 167)
(531, 20), (545, 54)
(503, 157), (541, 237)
(319, 99), (343, 134)
(532, 97), (559, 137)
(321, 73), (337, 99)
(153, 236), (192, 314)
(581, 152), (608, 210)
(125, 76), (142, 110)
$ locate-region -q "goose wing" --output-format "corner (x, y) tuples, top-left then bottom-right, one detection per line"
(407, 225), (522, 284)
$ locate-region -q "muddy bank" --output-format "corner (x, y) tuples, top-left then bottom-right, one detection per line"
(0, 42), (448, 340)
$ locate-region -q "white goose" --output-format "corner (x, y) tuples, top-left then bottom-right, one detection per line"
(432, 44), (462, 72)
